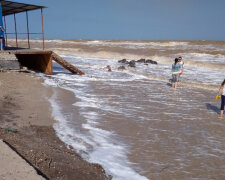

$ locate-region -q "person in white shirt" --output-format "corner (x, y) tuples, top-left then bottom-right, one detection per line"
(178, 56), (184, 76)
(171, 58), (182, 89)
(217, 79), (225, 117)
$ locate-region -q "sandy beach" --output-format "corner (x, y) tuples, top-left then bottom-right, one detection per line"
(2, 39), (225, 179)
(0, 71), (109, 180)
(0, 0), (224, 178)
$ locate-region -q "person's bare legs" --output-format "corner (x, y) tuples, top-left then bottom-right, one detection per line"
(0, 39), (2, 50)
(172, 82), (177, 89)
(174, 82), (177, 89)
(220, 110), (224, 117)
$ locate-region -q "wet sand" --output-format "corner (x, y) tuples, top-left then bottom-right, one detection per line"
(0, 71), (109, 180)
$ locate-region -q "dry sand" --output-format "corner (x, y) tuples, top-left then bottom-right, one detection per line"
(0, 71), (109, 180)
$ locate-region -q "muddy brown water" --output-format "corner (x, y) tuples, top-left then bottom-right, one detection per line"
(8, 39), (225, 179)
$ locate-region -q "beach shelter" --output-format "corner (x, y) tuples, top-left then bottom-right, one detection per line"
(0, 0), (46, 49)
(0, 1), (84, 75)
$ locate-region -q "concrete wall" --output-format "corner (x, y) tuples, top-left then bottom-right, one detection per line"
(0, 52), (20, 70)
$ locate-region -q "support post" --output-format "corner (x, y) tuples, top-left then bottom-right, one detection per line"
(3, 16), (7, 46)
(26, 11), (30, 48)
(14, 13), (18, 47)
(41, 8), (44, 50)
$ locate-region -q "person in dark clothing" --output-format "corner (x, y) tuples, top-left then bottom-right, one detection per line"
(0, 25), (5, 50)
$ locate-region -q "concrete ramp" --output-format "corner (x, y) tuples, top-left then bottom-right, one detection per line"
(0, 140), (45, 180)
(52, 52), (84, 75)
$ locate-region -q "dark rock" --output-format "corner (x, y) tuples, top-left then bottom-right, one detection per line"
(128, 60), (136, 68)
(106, 65), (112, 72)
(145, 59), (157, 64)
(136, 59), (146, 63)
(118, 59), (128, 64)
(117, 66), (126, 70)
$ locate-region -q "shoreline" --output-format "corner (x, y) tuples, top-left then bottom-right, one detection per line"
(0, 71), (110, 180)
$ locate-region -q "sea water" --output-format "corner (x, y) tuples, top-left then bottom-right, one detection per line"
(10, 39), (225, 179)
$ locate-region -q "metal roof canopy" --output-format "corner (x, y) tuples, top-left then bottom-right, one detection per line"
(0, 0), (46, 16)
(0, 0), (46, 49)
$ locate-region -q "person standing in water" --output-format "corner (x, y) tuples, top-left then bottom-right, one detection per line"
(171, 58), (182, 89)
(178, 56), (184, 76)
(217, 79), (225, 117)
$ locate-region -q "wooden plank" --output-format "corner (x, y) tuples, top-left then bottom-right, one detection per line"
(52, 52), (84, 75)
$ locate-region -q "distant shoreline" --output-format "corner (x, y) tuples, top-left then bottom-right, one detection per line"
(6, 37), (225, 42)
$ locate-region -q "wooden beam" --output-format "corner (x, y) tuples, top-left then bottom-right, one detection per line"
(52, 52), (84, 75)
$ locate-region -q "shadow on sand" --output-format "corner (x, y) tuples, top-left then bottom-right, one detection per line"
(206, 103), (220, 114)
(166, 83), (172, 87)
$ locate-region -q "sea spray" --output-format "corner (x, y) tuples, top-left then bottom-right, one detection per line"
(47, 83), (148, 180)
(37, 39), (225, 179)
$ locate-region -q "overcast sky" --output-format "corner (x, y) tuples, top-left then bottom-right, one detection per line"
(4, 0), (225, 40)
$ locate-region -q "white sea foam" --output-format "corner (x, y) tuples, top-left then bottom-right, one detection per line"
(37, 39), (225, 180)
(8, 38), (225, 51)
(51, 53), (224, 88)
(49, 90), (92, 152)
(176, 52), (225, 64)
(56, 51), (170, 66)
(81, 123), (148, 180)
(6, 38), (218, 51)
(44, 75), (148, 180)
